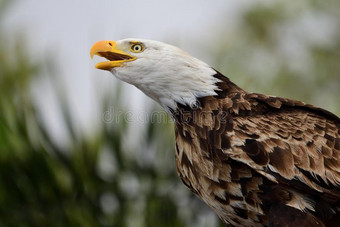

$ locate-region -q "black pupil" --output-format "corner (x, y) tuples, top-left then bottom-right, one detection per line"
(134, 45), (140, 51)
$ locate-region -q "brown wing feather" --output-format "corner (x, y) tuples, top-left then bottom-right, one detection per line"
(268, 204), (325, 227)
(174, 72), (340, 226)
(212, 72), (340, 193)
(232, 94), (340, 191)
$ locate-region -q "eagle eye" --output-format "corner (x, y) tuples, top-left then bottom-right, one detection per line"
(130, 43), (144, 53)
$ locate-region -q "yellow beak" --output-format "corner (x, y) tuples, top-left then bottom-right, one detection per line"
(90, 40), (136, 70)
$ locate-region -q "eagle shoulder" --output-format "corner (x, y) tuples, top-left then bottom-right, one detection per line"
(173, 72), (340, 225)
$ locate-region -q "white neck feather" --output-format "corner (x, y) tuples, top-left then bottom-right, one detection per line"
(133, 60), (219, 111)
(110, 39), (220, 111)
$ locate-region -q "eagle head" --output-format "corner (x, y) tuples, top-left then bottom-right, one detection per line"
(90, 39), (220, 111)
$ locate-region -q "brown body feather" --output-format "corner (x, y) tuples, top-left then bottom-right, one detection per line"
(174, 72), (340, 226)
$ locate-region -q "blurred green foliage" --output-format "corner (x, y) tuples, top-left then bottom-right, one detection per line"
(0, 1), (339, 227)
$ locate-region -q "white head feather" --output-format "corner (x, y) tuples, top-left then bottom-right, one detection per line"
(107, 39), (220, 111)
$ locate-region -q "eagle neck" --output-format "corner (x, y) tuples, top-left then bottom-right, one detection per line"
(212, 71), (244, 98)
(170, 72), (243, 122)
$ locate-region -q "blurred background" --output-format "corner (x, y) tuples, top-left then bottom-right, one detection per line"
(0, 0), (339, 226)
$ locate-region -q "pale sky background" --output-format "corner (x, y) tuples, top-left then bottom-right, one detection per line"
(3, 0), (262, 143)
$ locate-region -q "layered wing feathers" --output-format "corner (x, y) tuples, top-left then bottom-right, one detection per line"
(174, 73), (340, 226)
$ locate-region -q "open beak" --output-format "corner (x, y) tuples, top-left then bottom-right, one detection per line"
(90, 40), (136, 70)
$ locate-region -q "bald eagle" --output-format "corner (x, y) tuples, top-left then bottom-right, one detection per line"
(90, 39), (340, 226)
